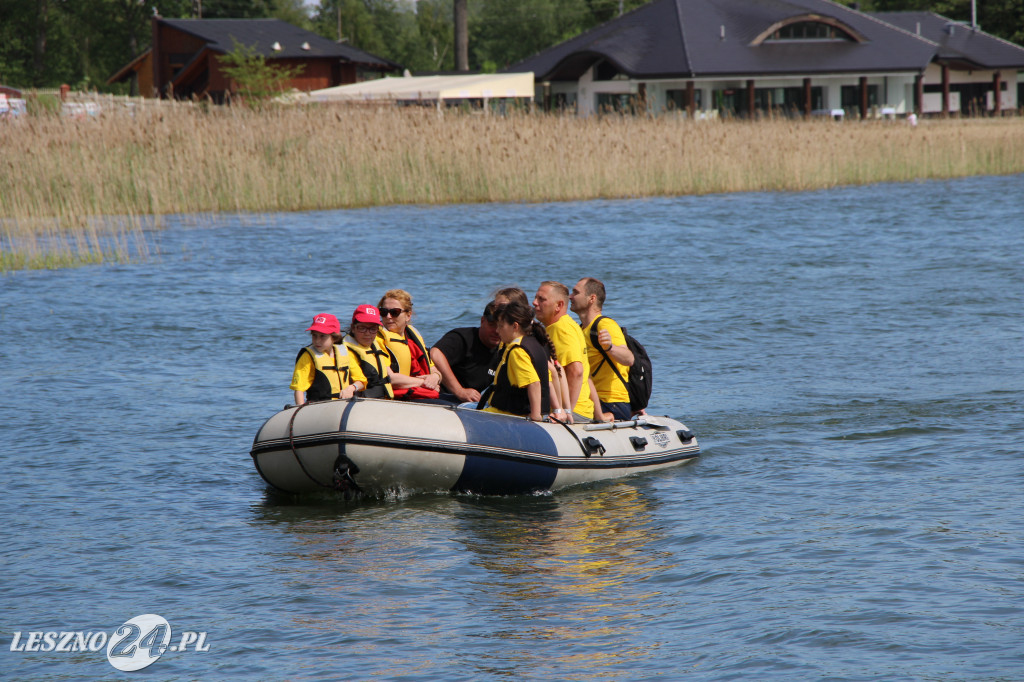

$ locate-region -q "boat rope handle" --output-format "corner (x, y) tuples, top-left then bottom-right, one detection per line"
(287, 403), (334, 490)
(552, 418), (594, 458)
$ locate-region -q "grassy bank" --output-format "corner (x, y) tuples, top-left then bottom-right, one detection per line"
(3, 104), (1023, 270)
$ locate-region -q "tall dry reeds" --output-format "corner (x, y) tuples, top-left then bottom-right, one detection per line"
(2, 103), (1023, 270)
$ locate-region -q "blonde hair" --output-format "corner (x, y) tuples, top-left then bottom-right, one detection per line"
(378, 289), (412, 311)
(539, 280), (569, 303)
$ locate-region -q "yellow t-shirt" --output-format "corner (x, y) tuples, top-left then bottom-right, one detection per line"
(582, 316), (630, 404)
(545, 314), (594, 419)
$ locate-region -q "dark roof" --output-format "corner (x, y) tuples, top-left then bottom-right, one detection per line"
(158, 18), (401, 69)
(509, 0), (937, 80)
(871, 11), (1024, 70)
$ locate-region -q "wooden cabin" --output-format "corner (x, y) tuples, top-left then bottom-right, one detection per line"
(108, 18), (401, 100)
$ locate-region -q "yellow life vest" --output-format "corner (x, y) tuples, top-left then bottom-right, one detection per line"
(344, 336), (395, 399)
(297, 344), (352, 402)
(378, 324), (433, 376)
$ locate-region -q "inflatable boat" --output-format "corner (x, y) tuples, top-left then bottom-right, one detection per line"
(250, 399), (700, 497)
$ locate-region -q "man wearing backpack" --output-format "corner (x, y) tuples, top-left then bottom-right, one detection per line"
(570, 277), (638, 421)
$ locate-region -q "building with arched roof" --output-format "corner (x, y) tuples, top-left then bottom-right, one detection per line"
(508, 0), (1024, 118)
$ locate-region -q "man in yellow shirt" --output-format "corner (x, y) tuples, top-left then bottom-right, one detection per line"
(570, 277), (635, 421)
(533, 280), (598, 421)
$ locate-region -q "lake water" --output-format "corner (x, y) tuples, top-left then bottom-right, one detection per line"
(2, 175), (1022, 680)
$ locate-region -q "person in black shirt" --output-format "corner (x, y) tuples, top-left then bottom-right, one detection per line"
(430, 301), (502, 403)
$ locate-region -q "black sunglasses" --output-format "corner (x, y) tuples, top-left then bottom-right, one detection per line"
(380, 308), (406, 318)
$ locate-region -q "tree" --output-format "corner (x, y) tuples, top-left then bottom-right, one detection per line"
(454, 0), (467, 70)
(418, 0), (455, 71)
(850, 0), (1024, 46)
(269, 0), (314, 29)
(470, 0), (592, 70)
(197, 0), (274, 18)
(218, 38), (305, 104)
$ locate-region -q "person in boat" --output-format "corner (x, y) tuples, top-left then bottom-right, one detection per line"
(533, 281), (606, 422)
(479, 301), (569, 422)
(376, 289), (447, 403)
(569, 277), (635, 421)
(492, 286), (529, 308)
(488, 287), (530, 373)
(291, 313), (367, 406)
(343, 305), (425, 399)
(429, 300), (502, 403)
(491, 286), (573, 417)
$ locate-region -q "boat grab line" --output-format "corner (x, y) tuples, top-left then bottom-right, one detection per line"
(254, 432), (699, 469)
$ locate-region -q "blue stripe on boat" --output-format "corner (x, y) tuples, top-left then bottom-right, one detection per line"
(455, 454), (557, 494)
(452, 410), (559, 494)
(456, 409), (560, 456)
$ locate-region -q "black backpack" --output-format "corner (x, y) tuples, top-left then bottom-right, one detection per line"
(589, 316), (653, 413)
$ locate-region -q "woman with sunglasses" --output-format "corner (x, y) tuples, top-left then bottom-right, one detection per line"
(377, 289), (446, 402)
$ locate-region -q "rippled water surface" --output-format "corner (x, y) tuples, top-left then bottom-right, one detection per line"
(2, 175), (1022, 680)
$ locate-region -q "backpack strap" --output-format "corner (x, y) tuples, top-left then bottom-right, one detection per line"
(588, 315), (629, 392)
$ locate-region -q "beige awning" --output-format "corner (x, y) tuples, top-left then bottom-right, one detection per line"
(306, 72), (535, 102)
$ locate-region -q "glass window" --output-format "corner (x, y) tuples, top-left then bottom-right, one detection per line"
(713, 86), (822, 116)
(841, 84), (880, 114)
(768, 21), (853, 42)
(665, 89), (703, 111)
(596, 93), (636, 114)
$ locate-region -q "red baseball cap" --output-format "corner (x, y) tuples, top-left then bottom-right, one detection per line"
(306, 313), (340, 334)
(352, 304), (382, 325)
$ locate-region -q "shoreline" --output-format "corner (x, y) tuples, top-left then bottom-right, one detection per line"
(3, 105), (1023, 270)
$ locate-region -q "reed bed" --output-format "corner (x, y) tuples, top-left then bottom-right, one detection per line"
(3, 103), (1023, 271)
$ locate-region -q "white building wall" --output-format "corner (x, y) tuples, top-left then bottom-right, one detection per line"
(577, 67), (638, 116)
(922, 63), (1018, 110)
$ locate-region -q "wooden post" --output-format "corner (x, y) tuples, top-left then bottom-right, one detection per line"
(803, 78), (811, 119)
(914, 74), (923, 116)
(859, 76), (868, 119)
(686, 80), (695, 118)
(992, 71), (1001, 116)
(746, 79), (755, 119)
(941, 64), (950, 117)
(637, 82), (647, 115)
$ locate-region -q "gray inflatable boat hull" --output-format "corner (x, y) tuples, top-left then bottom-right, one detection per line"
(250, 398), (699, 496)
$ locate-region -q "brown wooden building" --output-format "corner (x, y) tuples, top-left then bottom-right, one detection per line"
(108, 18), (400, 100)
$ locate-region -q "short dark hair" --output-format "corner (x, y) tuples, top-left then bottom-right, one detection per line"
(582, 277), (606, 307)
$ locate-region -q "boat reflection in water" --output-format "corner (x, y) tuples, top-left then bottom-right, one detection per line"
(249, 480), (683, 676)
(451, 485), (674, 672)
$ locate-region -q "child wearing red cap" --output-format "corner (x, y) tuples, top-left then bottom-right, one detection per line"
(290, 313), (367, 405)
(342, 304), (430, 400)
